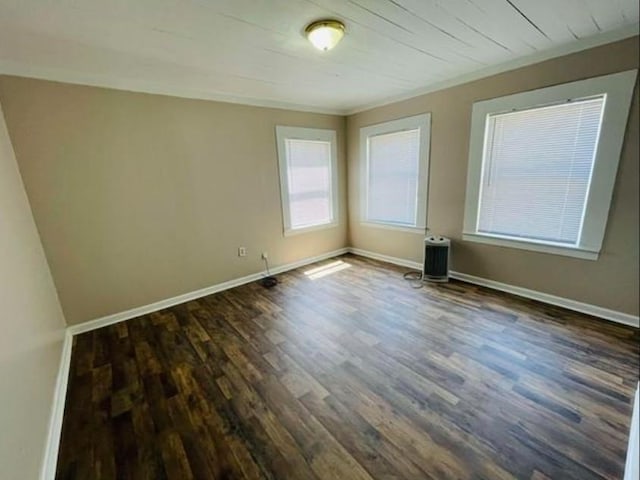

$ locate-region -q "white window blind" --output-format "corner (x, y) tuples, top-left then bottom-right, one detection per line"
(276, 126), (338, 235)
(478, 96), (605, 245)
(367, 129), (421, 226)
(285, 139), (334, 229)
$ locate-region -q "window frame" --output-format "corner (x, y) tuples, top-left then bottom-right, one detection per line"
(360, 113), (431, 232)
(463, 70), (637, 260)
(275, 126), (339, 236)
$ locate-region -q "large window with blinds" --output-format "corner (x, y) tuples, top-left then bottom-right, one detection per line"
(463, 70), (637, 260)
(276, 126), (338, 235)
(478, 97), (604, 244)
(360, 114), (431, 230)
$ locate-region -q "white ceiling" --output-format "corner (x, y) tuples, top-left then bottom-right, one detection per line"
(0, 0), (637, 114)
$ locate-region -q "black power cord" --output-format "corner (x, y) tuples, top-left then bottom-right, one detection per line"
(260, 256), (278, 288)
(403, 270), (424, 289)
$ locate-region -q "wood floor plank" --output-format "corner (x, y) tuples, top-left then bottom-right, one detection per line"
(56, 254), (639, 479)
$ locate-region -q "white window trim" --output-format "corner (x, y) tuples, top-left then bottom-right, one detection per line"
(360, 221), (426, 234)
(275, 126), (339, 236)
(463, 69), (638, 260)
(360, 113), (431, 232)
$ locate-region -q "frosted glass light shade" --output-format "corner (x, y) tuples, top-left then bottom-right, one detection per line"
(305, 20), (345, 51)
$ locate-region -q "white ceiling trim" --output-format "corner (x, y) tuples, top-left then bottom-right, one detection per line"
(0, 23), (637, 117)
(346, 23), (640, 115)
(0, 59), (346, 115)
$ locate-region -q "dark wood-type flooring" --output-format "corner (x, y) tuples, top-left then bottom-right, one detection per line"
(56, 254), (640, 480)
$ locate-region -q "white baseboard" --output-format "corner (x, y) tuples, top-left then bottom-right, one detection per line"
(624, 384), (639, 480)
(348, 247), (422, 270)
(449, 271), (639, 328)
(40, 330), (73, 480)
(347, 247), (639, 328)
(41, 245), (638, 478)
(45, 247), (348, 478)
(68, 248), (349, 336)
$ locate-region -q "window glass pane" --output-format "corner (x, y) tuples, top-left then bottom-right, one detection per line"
(285, 139), (332, 229)
(367, 129), (420, 226)
(478, 96), (604, 244)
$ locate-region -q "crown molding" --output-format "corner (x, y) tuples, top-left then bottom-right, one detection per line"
(0, 23), (637, 118)
(346, 23), (640, 115)
(0, 59), (348, 116)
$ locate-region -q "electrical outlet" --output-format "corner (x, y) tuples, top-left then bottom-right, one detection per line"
(261, 252), (268, 260)
(238, 247), (247, 257)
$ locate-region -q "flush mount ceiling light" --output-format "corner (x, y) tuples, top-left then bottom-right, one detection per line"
(305, 19), (345, 51)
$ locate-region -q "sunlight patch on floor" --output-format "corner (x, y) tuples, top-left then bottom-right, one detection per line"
(304, 260), (351, 280)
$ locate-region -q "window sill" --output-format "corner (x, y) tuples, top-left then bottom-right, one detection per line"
(462, 232), (599, 260)
(361, 221), (426, 234)
(284, 222), (338, 237)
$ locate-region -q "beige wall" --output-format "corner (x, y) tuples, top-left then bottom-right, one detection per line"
(0, 101), (66, 478)
(0, 77), (348, 325)
(0, 37), (637, 326)
(347, 36), (639, 316)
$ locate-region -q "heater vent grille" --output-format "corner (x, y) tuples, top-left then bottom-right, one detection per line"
(424, 237), (450, 282)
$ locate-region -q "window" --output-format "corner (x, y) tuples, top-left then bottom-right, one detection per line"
(479, 97), (604, 244)
(360, 114), (431, 231)
(463, 70), (637, 260)
(276, 126), (338, 235)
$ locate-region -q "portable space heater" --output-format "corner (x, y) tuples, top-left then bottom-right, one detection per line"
(423, 236), (450, 282)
